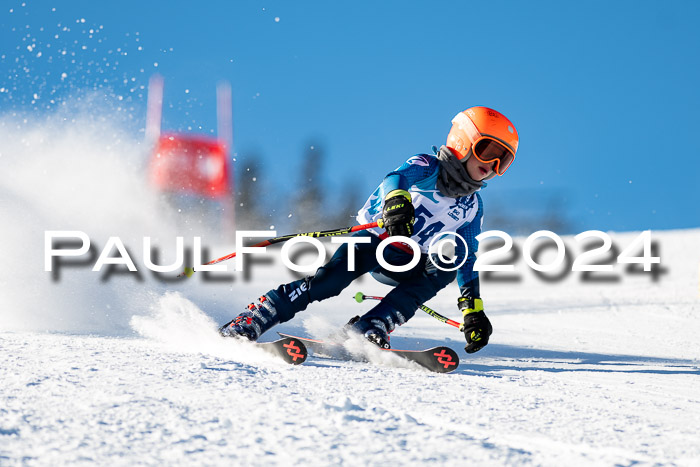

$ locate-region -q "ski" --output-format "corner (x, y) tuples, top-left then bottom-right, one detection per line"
(256, 337), (308, 365)
(277, 333), (459, 373)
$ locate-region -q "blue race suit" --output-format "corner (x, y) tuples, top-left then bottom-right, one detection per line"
(265, 153), (483, 329)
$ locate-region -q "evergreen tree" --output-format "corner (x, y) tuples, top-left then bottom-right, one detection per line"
(235, 153), (267, 230)
(292, 144), (324, 231)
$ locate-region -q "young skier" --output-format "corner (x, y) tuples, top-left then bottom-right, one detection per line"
(220, 106), (519, 353)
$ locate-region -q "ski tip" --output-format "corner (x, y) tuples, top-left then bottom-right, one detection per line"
(430, 346), (460, 373)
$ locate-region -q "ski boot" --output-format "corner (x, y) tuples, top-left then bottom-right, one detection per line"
(219, 295), (280, 341)
(344, 300), (407, 349)
(344, 315), (391, 349)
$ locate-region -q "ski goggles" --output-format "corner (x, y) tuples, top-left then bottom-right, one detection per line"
(452, 113), (516, 176)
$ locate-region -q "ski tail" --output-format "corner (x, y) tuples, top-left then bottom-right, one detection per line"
(258, 337), (308, 365)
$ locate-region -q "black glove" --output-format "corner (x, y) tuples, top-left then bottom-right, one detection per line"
(381, 189), (414, 237)
(458, 297), (492, 354)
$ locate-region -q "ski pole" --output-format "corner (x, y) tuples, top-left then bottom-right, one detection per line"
(179, 220), (383, 278)
(354, 292), (462, 329)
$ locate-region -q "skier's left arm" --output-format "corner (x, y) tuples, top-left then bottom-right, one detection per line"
(455, 200), (493, 354)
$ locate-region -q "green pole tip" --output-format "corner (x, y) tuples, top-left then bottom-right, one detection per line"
(354, 292), (365, 303)
(184, 267), (195, 278)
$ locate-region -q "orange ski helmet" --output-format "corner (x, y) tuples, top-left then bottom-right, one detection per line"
(446, 106), (519, 176)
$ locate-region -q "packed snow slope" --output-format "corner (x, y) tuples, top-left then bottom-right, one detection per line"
(1, 109), (700, 465)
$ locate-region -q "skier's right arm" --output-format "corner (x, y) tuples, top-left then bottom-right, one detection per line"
(381, 187), (414, 236)
(378, 155), (438, 237)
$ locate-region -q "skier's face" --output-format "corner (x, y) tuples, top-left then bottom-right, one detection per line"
(464, 154), (495, 181)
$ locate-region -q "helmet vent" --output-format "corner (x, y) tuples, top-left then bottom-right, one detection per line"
(507, 125), (514, 134)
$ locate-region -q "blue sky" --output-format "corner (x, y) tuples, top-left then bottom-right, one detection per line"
(2, 0), (699, 232)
